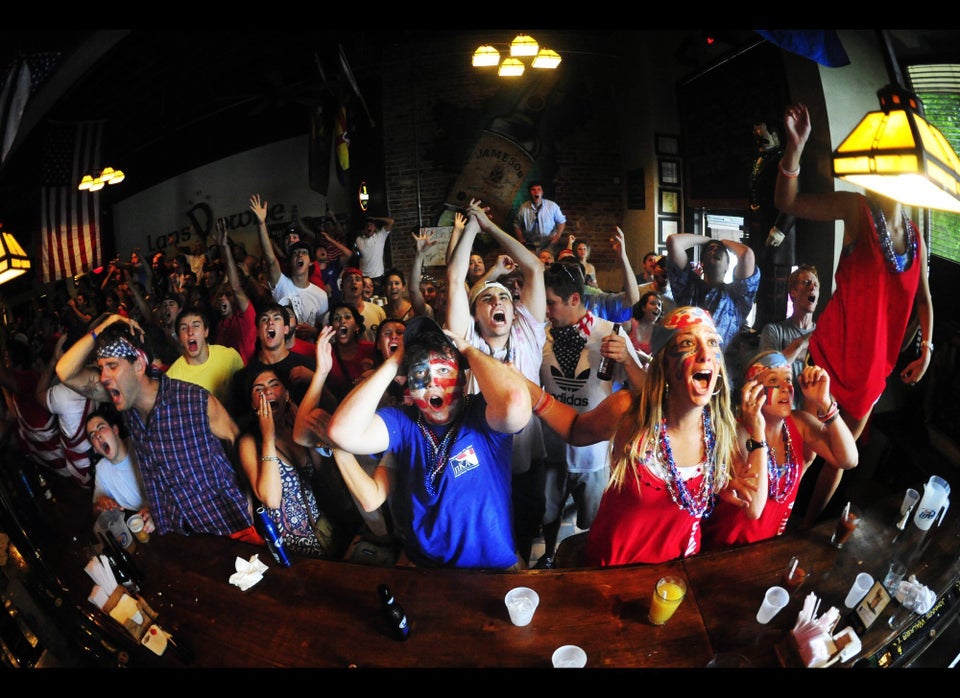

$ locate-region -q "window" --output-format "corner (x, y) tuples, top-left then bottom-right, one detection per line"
(908, 64), (960, 264)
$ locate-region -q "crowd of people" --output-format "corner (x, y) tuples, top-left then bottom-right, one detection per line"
(0, 110), (936, 572)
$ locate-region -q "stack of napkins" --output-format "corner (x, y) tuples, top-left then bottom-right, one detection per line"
(791, 592), (848, 668)
(229, 554), (269, 591)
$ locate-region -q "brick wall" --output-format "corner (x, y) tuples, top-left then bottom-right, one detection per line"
(377, 42), (629, 293)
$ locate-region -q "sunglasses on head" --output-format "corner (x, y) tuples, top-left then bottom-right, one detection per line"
(548, 262), (583, 286)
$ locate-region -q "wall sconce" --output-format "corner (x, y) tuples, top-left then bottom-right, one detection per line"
(0, 224), (32, 285)
(473, 33), (561, 77)
(78, 166), (126, 192)
(833, 84), (960, 213)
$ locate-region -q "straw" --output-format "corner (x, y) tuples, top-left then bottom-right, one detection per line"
(789, 556), (799, 580)
(842, 501), (850, 521)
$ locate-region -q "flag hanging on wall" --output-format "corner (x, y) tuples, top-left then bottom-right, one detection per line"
(40, 121), (103, 284)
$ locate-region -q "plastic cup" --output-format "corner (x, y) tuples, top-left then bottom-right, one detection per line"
(648, 575), (686, 625)
(883, 560), (906, 595)
(505, 587), (540, 626)
(900, 488), (920, 517)
(551, 644), (587, 668)
(756, 586), (790, 624)
(844, 572), (875, 608)
(127, 514), (149, 544)
(830, 505), (861, 548)
(706, 652), (751, 668)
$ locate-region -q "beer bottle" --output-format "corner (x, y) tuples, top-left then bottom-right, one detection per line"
(256, 506), (292, 567)
(377, 583), (410, 641)
(596, 323), (621, 381)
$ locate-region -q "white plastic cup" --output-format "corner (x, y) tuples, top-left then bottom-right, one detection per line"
(756, 586), (790, 624)
(900, 488), (920, 517)
(505, 587), (540, 626)
(552, 644), (587, 668)
(844, 572), (875, 608)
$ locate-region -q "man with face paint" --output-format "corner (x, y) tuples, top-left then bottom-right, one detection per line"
(56, 315), (261, 542)
(326, 315), (531, 570)
(446, 198), (548, 568)
(759, 265), (820, 409)
(701, 351), (857, 549)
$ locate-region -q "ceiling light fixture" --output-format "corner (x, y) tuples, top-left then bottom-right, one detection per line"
(78, 166), (126, 191)
(0, 224), (31, 285)
(473, 33), (561, 77)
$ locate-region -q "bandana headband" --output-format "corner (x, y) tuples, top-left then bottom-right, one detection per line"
(745, 352), (789, 382)
(96, 336), (147, 366)
(649, 306), (719, 356)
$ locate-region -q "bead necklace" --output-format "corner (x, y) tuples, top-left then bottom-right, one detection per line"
(657, 406), (717, 518)
(872, 202), (916, 274)
(416, 406), (465, 496)
(766, 422), (799, 503)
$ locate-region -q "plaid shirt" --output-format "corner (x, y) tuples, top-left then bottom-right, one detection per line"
(125, 374), (251, 536)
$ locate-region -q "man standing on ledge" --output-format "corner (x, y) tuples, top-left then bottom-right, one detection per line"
(513, 181), (566, 254)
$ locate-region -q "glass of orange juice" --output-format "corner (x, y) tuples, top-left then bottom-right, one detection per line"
(648, 575), (687, 625)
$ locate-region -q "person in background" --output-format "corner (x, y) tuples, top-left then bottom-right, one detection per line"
(251, 193), (329, 342)
(86, 406), (149, 519)
(325, 315), (531, 570)
(538, 249), (555, 267)
(637, 255), (676, 318)
(354, 215), (394, 296)
(362, 275), (376, 304)
(229, 302), (316, 417)
(381, 267), (415, 322)
(237, 366), (338, 559)
(323, 300), (378, 404)
(566, 234), (598, 288)
(466, 252), (487, 291)
(701, 351), (857, 548)
(638, 250), (659, 284)
(324, 266), (386, 344)
(513, 181), (566, 254)
(623, 290), (662, 360)
(213, 218), (257, 366)
(526, 306), (757, 566)
(558, 228), (641, 323)
(774, 101), (934, 526)
(165, 307), (244, 406)
(759, 264), (820, 409)
(55, 316), (262, 543)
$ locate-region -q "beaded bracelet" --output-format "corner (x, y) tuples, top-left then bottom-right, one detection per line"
(778, 161), (800, 178)
(261, 455), (281, 463)
(817, 399), (838, 420)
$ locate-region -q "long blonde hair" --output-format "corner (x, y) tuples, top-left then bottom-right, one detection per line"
(607, 309), (738, 500)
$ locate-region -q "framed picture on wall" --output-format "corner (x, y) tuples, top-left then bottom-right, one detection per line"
(659, 159), (681, 186)
(659, 188), (680, 215)
(655, 133), (680, 156)
(627, 168), (645, 210)
(658, 217), (680, 245)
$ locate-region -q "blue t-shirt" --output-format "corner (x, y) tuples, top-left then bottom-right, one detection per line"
(378, 395), (517, 569)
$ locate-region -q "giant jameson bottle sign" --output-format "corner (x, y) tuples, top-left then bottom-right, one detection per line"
(440, 73), (558, 229)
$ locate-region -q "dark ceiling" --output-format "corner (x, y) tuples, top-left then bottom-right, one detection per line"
(1, 27), (957, 278)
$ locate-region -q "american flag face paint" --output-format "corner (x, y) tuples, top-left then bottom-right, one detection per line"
(407, 354), (462, 425)
(746, 353), (794, 408)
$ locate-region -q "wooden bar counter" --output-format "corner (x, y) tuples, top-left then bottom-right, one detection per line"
(5, 462), (960, 670)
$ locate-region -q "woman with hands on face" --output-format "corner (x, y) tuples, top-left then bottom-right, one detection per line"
(701, 351), (858, 549)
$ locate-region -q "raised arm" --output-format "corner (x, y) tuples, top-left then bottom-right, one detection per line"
(445, 211), (479, 338)
(326, 345), (399, 455)
(444, 211), (467, 266)
(722, 237), (756, 280)
(55, 315), (129, 403)
(216, 217), (251, 313)
(613, 227), (640, 307)
(448, 332), (530, 434)
(292, 326), (338, 448)
(250, 193), (282, 286)
(469, 199), (545, 321)
(408, 228), (437, 318)
(666, 232), (709, 272)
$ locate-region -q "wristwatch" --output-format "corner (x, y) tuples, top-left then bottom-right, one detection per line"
(746, 438), (767, 452)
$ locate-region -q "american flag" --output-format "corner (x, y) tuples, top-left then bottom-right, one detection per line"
(40, 121), (103, 283)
